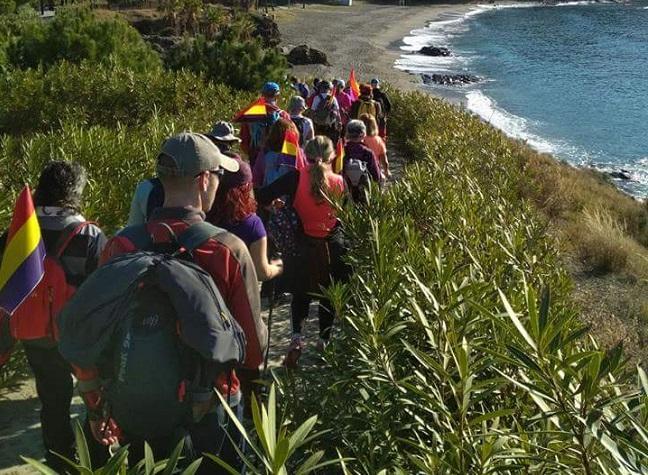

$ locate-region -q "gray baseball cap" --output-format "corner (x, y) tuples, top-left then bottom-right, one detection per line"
(157, 132), (239, 177)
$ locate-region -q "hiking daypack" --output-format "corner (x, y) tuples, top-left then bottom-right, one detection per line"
(291, 116), (308, 147)
(58, 222), (246, 440)
(357, 100), (378, 120)
(308, 95), (337, 127)
(344, 158), (370, 189)
(266, 204), (303, 258)
(10, 222), (92, 341)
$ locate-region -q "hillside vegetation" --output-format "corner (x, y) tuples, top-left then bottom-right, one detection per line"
(0, 5), (647, 474)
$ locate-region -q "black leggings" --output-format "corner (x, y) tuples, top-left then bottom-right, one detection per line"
(291, 293), (334, 340)
(289, 228), (350, 341)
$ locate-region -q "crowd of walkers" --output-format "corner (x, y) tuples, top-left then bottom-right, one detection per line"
(0, 76), (393, 473)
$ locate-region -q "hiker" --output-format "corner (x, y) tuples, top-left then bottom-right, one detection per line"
(253, 118), (304, 187)
(206, 120), (243, 155)
(207, 156), (283, 282)
(306, 78), (321, 108)
(127, 123), (244, 226)
(343, 120), (382, 203)
(0, 161), (106, 471)
(308, 80), (342, 144)
(335, 79), (353, 115)
(289, 95), (315, 147)
(370, 78), (391, 139)
(240, 82), (290, 167)
(255, 136), (349, 368)
(350, 83), (383, 123)
(360, 113), (391, 180)
(63, 133), (267, 471)
(290, 75), (310, 99)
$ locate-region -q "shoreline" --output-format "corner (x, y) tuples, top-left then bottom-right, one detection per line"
(274, 1), (476, 93)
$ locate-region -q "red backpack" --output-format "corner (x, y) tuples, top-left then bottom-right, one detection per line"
(9, 222), (93, 342)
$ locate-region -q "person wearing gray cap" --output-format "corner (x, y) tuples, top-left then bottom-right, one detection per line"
(288, 95), (314, 147)
(343, 120), (381, 203)
(370, 78), (391, 138)
(96, 132), (267, 472)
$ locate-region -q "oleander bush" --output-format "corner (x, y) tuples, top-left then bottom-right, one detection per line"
(281, 90), (648, 473)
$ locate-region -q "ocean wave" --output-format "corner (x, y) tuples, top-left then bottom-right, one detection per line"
(466, 91), (557, 153)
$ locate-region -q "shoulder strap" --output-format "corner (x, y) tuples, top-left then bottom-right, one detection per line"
(54, 221), (97, 258)
(177, 222), (227, 252)
(117, 224), (154, 251)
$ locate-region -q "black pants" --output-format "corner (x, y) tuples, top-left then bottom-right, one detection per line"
(23, 342), (75, 469)
(289, 228), (350, 341)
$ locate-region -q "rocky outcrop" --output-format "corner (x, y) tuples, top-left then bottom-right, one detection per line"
(286, 45), (329, 65)
(251, 13), (282, 48)
(142, 35), (182, 59)
(609, 170), (632, 180)
(419, 46), (451, 57)
(422, 73), (479, 86)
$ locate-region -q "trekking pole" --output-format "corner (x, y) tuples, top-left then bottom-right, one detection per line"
(262, 278), (277, 377)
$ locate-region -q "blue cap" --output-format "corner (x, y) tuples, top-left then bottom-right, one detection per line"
(261, 82), (280, 96)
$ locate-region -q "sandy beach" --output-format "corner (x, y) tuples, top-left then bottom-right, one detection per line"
(274, 1), (475, 92)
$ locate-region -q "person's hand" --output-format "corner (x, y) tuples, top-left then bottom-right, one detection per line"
(386, 170), (393, 180)
(270, 258), (284, 277)
(89, 417), (122, 446)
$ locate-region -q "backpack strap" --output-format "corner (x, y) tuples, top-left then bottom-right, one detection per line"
(117, 224), (154, 251)
(177, 222), (227, 253)
(54, 221), (97, 259)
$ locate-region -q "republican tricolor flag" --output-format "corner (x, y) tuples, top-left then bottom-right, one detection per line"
(0, 186), (46, 315)
(334, 139), (345, 174)
(232, 98), (269, 123)
(281, 129), (306, 170)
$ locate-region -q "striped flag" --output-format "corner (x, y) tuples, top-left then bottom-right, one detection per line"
(232, 98), (269, 123)
(334, 139), (345, 174)
(0, 186), (46, 315)
(348, 69), (360, 101)
(281, 129), (306, 170)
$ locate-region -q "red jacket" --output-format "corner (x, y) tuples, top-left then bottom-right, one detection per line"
(76, 207), (266, 398)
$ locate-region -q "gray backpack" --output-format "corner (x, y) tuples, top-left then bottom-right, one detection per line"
(59, 222), (246, 439)
(344, 158), (369, 188)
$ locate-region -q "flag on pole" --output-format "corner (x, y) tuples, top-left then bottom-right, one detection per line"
(232, 98), (269, 123)
(334, 139), (345, 174)
(0, 186), (46, 315)
(348, 68), (360, 101)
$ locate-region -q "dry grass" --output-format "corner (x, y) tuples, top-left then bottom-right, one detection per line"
(523, 154), (648, 279)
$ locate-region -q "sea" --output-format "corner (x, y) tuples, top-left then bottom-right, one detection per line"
(395, 1), (648, 198)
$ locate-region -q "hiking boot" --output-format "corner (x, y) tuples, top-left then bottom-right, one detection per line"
(283, 336), (304, 369)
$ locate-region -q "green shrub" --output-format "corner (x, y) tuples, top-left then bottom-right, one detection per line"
(0, 62), (254, 135)
(3, 7), (161, 72)
(167, 34), (286, 91)
(280, 90), (648, 473)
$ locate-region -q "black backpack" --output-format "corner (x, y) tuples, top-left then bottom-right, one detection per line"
(59, 222), (246, 440)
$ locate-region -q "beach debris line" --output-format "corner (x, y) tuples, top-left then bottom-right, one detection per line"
(286, 44), (329, 65)
(422, 73), (480, 86)
(418, 46), (451, 57)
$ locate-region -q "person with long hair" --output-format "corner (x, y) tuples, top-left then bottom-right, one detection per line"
(252, 118), (305, 187)
(360, 113), (391, 180)
(207, 157), (283, 281)
(255, 136), (349, 368)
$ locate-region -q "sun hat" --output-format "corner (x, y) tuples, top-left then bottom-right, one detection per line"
(261, 82), (281, 96)
(288, 96), (307, 114)
(156, 132), (239, 177)
(346, 120), (366, 140)
(220, 156), (253, 191)
(207, 121), (241, 143)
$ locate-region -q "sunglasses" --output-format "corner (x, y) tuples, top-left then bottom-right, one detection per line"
(195, 168), (225, 178)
